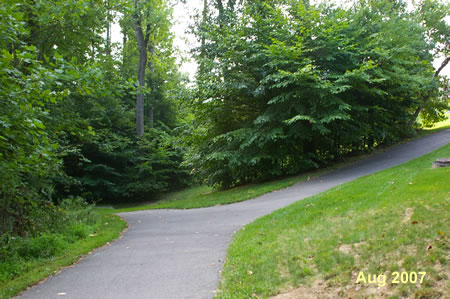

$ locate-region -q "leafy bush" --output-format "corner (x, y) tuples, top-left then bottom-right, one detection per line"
(17, 233), (68, 259)
(58, 124), (189, 203)
(59, 196), (97, 225)
(0, 4), (62, 236)
(65, 224), (91, 241)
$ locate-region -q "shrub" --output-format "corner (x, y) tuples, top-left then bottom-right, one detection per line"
(17, 233), (67, 259)
(65, 224), (91, 241)
(0, 197), (100, 284)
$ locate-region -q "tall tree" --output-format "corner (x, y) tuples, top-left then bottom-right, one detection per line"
(126, 0), (172, 135)
(132, 0), (151, 136)
(409, 0), (450, 126)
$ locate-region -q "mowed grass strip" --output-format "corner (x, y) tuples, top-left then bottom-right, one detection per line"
(96, 170), (328, 213)
(0, 214), (127, 298)
(217, 143), (449, 299)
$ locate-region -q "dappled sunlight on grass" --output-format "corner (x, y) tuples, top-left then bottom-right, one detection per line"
(423, 116), (450, 131)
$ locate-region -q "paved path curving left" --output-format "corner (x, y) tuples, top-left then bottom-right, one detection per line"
(19, 129), (450, 299)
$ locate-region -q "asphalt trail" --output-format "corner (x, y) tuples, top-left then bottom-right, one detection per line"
(20, 129), (450, 299)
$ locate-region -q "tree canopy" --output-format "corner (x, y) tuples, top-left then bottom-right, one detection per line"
(187, 0), (449, 188)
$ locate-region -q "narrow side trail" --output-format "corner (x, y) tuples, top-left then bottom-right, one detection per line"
(20, 129), (450, 299)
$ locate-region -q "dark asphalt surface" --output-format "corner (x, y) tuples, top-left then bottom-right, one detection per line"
(19, 129), (450, 299)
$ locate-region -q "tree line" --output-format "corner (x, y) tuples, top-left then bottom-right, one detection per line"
(187, 0), (449, 188)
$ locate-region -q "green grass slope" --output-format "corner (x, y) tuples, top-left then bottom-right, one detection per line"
(96, 174), (317, 214)
(217, 143), (449, 298)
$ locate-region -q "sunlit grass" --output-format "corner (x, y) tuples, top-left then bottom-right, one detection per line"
(217, 143), (449, 298)
(423, 115), (450, 131)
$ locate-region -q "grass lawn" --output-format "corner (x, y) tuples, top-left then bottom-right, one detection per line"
(216, 143), (449, 298)
(0, 214), (127, 298)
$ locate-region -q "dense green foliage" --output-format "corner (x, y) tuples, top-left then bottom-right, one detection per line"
(1, 198), (97, 282)
(189, 0), (449, 188)
(96, 167), (323, 212)
(0, 1), (63, 236)
(0, 0), (188, 240)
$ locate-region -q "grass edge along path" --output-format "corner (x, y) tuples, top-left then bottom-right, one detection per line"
(96, 155), (371, 213)
(97, 171), (328, 214)
(0, 214), (127, 298)
(216, 143), (450, 299)
(96, 121), (450, 214)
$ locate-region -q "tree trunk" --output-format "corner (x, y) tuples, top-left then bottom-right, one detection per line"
(147, 107), (154, 128)
(202, 0), (208, 48)
(135, 32), (147, 136)
(106, 22), (111, 55)
(133, 2), (151, 136)
(106, 0), (112, 55)
(147, 44), (155, 128)
(409, 56), (449, 126)
(216, 0), (224, 26)
(122, 29), (127, 72)
(198, 0), (208, 76)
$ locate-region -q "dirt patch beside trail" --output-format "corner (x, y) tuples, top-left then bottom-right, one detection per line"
(270, 279), (395, 299)
(402, 207), (414, 224)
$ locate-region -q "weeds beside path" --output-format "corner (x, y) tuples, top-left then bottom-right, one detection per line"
(0, 214), (126, 298)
